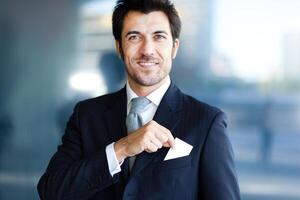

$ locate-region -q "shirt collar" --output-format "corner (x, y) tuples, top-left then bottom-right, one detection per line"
(126, 76), (171, 107)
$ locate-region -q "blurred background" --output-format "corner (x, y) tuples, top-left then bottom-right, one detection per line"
(0, 0), (300, 199)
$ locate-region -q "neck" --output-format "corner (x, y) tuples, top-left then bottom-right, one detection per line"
(128, 77), (168, 97)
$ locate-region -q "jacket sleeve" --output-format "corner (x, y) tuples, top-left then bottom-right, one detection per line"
(199, 111), (241, 200)
(37, 103), (119, 200)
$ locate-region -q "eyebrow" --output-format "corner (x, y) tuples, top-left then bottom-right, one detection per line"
(125, 31), (140, 38)
(153, 30), (168, 35)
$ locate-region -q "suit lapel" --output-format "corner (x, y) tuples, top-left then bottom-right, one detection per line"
(104, 87), (127, 142)
(103, 87), (130, 182)
(131, 83), (184, 177)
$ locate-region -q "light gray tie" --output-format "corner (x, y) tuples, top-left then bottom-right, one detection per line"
(126, 97), (151, 171)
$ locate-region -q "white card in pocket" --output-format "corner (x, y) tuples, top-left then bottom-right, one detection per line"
(164, 138), (193, 161)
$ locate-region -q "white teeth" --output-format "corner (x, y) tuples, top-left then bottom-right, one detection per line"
(139, 62), (156, 66)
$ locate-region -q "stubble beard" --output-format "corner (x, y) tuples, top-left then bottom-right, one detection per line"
(126, 66), (169, 87)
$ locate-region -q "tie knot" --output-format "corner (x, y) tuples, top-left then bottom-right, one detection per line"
(129, 97), (150, 114)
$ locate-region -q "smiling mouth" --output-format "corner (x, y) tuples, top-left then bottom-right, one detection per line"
(137, 61), (159, 68)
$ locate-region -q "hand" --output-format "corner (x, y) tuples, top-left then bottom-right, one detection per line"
(114, 120), (175, 163)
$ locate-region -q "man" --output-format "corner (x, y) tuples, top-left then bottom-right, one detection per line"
(38, 0), (240, 199)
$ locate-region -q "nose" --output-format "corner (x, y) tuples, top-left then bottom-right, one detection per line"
(140, 38), (155, 56)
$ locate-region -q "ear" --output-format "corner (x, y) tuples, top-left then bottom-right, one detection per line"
(171, 39), (180, 59)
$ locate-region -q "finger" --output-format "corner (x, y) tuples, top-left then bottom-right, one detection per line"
(152, 127), (168, 142)
(147, 120), (175, 148)
(167, 134), (175, 149)
(155, 124), (175, 149)
(146, 142), (158, 153)
(144, 121), (166, 145)
(149, 136), (163, 149)
(162, 142), (171, 148)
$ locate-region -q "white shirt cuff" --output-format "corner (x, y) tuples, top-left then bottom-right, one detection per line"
(105, 142), (122, 177)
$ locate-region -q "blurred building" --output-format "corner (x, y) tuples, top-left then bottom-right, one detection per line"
(171, 0), (215, 88)
(282, 32), (300, 82)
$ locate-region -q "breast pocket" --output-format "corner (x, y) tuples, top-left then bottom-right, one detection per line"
(153, 155), (192, 172)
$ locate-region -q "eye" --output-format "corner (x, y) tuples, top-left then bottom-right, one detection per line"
(154, 34), (166, 41)
(128, 35), (140, 41)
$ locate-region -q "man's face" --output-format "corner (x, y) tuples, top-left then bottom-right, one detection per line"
(116, 11), (179, 88)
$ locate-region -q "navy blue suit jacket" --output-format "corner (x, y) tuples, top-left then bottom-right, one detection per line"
(38, 83), (240, 199)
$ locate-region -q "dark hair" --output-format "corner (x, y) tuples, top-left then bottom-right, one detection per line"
(112, 0), (181, 43)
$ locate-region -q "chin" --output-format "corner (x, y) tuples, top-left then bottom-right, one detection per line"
(139, 77), (165, 87)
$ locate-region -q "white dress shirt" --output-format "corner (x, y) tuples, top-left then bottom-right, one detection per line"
(105, 76), (171, 177)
